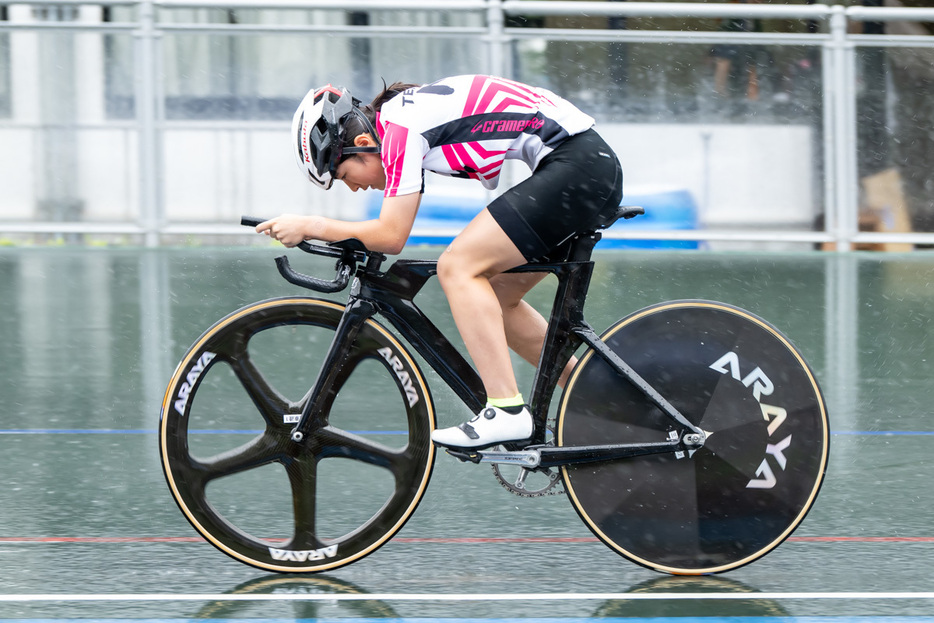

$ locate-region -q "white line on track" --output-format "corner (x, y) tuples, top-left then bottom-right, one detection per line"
(2, 592), (934, 602)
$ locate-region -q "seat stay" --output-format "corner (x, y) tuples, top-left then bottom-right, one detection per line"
(572, 325), (704, 436)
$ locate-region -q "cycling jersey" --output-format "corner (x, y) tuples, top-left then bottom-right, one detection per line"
(375, 75), (595, 198)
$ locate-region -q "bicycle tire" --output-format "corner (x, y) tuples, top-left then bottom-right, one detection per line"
(557, 300), (829, 574)
(159, 297), (435, 573)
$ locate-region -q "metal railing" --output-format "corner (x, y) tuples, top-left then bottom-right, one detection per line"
(1, 0), (933, 249)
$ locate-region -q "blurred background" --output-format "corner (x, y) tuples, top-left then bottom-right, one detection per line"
(0, 0), (933, 250)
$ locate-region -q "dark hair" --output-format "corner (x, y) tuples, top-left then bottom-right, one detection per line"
(339, 80), (421, 159)
(369, 80), (421, 112)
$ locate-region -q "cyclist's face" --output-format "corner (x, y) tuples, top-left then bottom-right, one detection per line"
(336, 134), (385, 192)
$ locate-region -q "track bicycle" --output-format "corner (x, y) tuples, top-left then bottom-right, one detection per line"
(159, 207), (829, 575)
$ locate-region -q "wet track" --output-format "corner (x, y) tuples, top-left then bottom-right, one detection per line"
(1, 246), (933, 620)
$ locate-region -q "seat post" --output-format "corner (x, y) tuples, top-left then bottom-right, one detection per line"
(562, 205), (643, 262)
(566, 231), (602, 262)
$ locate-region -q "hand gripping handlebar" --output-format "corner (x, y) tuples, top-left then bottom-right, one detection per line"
(241, 216), (362, 293)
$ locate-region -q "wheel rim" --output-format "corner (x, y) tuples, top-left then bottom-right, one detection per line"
(160, 298), (434, 572)
(559, 301), (828, 574)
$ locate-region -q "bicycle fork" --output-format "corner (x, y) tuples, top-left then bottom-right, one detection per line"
(288, 297), (376, 444)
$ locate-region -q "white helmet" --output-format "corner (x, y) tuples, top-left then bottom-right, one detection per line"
(291, 85), (380, 190)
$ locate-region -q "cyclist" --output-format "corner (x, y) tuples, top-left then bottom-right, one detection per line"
(256, 75), (623, 450)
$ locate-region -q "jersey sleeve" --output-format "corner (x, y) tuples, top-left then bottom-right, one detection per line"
(381, 121), (427, 198)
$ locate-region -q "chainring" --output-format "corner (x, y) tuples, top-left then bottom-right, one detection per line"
(490, 422), (565, 497)
(491, 461), (565, 497)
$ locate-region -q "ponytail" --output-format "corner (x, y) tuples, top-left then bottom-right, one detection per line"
(339, 80), (421, 160)
(369, 80), (421, 112)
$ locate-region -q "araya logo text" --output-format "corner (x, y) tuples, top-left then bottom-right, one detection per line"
(378, 347), (420, 407)
(269, 545), (338, 562)
(174, 351), (216, 415)
(709, 351), (791, 490)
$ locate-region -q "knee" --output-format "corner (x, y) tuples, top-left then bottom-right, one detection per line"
(437, 248), (495, 294)
(435, 249), (464, 291)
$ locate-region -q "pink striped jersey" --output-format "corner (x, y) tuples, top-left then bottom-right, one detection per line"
(374, 75), (595, 198)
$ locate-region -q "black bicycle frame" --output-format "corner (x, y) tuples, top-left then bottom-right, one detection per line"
(286, 232), (705, 466)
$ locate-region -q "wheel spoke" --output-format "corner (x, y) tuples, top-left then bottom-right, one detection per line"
(285, 454), (322, 550)
(315, 426), (405, 470)
(229, 352), (292, 426)
(197, 432), (282, 482)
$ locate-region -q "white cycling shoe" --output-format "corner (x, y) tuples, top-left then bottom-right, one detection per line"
(431, 405), (533, 450)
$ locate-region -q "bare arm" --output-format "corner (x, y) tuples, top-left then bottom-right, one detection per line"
(256, 192), (421, 255)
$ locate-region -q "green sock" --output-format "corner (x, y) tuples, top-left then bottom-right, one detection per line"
(487, 393), (525, 409)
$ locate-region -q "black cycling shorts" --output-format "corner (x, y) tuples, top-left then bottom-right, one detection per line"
(488, 128), (624, 261)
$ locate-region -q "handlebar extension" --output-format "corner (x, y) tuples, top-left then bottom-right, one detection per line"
(240, 215), (265, 228)
(241, 215), (343, 258)
(274, 255), (353, 293)
(242, 215), (360, 293)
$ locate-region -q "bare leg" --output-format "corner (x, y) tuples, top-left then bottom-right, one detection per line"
(432, 209), (558, 448)
(435, 210), (528, 401)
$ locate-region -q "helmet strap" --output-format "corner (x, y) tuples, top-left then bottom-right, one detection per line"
(342, 146), (381, 155)
(348, 105), (381, 150)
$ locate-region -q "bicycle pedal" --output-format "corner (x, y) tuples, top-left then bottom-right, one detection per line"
(445, 449), (482, 464)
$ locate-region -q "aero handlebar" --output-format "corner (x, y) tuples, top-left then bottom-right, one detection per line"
(241, 216), (364, 293)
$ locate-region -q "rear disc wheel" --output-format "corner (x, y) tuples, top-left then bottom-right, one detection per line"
(558, 300), (829, 574)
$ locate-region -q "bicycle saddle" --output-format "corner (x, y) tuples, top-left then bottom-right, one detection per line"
(600, 205), (644, 229)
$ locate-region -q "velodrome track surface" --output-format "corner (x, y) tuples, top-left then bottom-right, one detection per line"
(1, 247), (933, 620)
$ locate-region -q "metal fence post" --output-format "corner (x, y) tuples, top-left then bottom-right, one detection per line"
(825, 252), (860, 431)
(486, 0), (506, 78)
(828, 4), (857, 251)
(824, 6), (861, 430)
(136, 0), (161, 247)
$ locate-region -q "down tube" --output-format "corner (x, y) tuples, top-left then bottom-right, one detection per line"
(377, 300), (486, 414)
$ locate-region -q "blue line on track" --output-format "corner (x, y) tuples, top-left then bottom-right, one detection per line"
(831, 430), (934, 435)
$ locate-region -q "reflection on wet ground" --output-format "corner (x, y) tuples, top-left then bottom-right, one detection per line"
(1, 247), (933, 619)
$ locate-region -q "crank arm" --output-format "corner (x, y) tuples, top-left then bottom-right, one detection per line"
(444, 448), (541, 467)
(477, 449), (541, 468)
